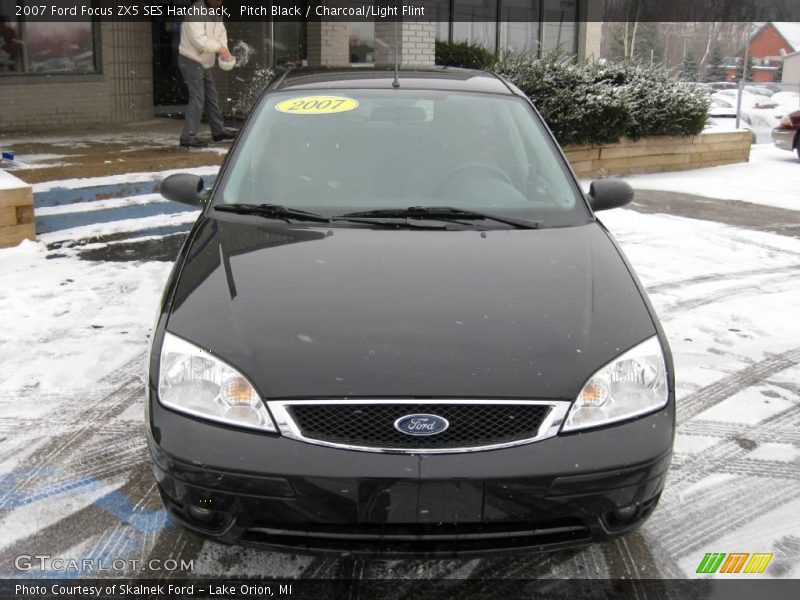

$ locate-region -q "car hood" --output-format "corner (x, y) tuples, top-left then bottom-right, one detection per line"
(166, 217), (656, 400)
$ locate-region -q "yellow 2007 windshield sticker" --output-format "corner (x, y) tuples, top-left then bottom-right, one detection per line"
(276, 96), (359, 115)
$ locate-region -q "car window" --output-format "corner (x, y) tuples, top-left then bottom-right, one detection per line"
(219, 89), (587, 227)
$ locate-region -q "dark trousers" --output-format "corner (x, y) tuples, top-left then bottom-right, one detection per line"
(178, 54), (226, 141)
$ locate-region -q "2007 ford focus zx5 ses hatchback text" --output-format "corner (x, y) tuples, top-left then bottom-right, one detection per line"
(147, 67), (675, 555)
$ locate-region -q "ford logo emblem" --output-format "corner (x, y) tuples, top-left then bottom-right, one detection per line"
(394, 414), (449, 436)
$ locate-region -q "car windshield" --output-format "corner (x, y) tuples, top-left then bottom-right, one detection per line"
(219, 89), (588, 227)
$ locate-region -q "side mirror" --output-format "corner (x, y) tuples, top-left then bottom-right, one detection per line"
(159, 173), (207, 207)
(588, 178), (634, 212)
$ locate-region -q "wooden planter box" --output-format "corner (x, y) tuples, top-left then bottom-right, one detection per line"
(0, 170), (35, 248)
(563, 131), (752, 178)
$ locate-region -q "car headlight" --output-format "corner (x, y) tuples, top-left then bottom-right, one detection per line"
(562, 336), (668, 432)
(158, 332), (277, 432)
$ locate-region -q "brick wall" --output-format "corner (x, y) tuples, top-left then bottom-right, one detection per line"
(374, 22), (436, 67)
(307, 22), (350, 67)
(563, 131), (752, 178)
(0, 22), (152, 131)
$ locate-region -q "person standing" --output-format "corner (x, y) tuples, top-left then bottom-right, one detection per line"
(178, 0), (236, 148)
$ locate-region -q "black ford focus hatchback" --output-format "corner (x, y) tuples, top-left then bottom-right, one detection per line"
(147, 68), (674, 555)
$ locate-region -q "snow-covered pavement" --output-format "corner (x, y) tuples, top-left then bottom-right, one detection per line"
(623, 144), (799, 211)
(1, 158), (799, 579)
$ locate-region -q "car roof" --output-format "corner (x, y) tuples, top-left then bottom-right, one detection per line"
(273, 67), (515, 95)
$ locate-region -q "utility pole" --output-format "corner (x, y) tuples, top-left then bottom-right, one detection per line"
(735, 34), (750, 129)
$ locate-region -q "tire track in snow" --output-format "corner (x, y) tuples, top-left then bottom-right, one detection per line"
(146, 526), (205, 580)
(651, 476), (800, 558)
(679, 418), (800, 445)
(0, 354), (144, 511)
(729, 235), (800, 258)
(646, 263), (800, 294)
(643, 384), (800, 565)
(0, 486), (125, 563)
(600, 538), (648, 586)
(0, 460), (172, 576)
(716, 458), (800, 480)
(76, 465), (169, 577)
(667, 402), (800, 491)
(661, 273), (800, 315)
(676, 345), (800, 423)
(468, 547), (603, 580)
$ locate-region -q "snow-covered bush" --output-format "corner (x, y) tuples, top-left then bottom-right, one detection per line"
(495, 53), (632, 146)
(589, 61), (709, 140)
(494, 53), (709, 146)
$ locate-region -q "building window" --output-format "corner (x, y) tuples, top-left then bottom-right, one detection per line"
(272, 20), (307, 67)
(540, 0), (577, 54)
(499, 0), (541, 55)
(348, 22), (374, 64)
(437, 0), (578, 57)
(0, 7), (98, 75)
(453, 0), (498, 51)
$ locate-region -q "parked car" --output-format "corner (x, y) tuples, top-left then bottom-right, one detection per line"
(714, 89), (778, 109)
(707, 81), (737, 91)
(148, 67), (675, 554)
(708, 95), (738, 117)
(771, 91), (800, 113)
(772, 109), (800, 160)
(745, 85), (775, 97)
(708, 93), (783, 143)
(707, 101), (752, 142)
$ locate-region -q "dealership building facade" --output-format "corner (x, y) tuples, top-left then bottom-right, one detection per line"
(0, 1), (601, 130)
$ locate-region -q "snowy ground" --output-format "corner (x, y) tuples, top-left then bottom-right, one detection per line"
(1, 155), (799, 580)
(623, 144), (798, 212)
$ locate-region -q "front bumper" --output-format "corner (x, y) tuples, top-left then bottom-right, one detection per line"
(772, 127), (796, 151)
(148, 394), (674, 556)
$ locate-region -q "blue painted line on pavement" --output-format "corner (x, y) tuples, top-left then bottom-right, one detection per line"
(35, 181), (161, 208)
(0, 466), (172, 535)
(93, 488), (172, 535)
(0, 475), (98, 510)
(35, 174), (218, 208)
(36, 202), (197, 234)
(105, 223), (194, 241)
(34, 173), (216, 234)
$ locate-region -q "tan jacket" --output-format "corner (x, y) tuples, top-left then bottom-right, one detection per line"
(178, 0), (228, 69)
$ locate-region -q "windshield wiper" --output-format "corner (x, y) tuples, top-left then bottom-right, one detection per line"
(214, 203), (330, 223)
(335, 206), (540, 229)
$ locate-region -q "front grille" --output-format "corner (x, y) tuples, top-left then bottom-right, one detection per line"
(240, 519), (591, 555)
(285, 403), (552, 450)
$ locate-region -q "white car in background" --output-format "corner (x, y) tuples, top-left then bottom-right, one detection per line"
(771, 91), (800, 113)
(707, 92), (786, 143)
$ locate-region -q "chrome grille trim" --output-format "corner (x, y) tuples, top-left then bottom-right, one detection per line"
(266, 399), (570, 454)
